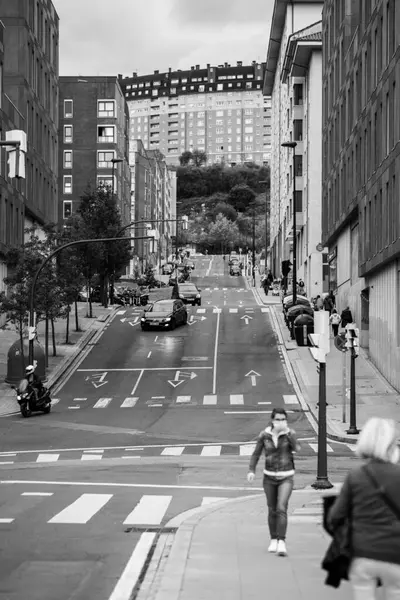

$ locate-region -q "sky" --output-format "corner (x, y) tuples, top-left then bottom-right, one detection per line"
(55, 0), (273, 77)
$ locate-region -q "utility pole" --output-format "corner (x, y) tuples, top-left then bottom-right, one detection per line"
(345, 323), (360, 434)
(252, 208), (256, 287)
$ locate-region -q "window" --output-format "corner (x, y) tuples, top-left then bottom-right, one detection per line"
(63, 150), (72, 169)
(64, 99), (73, 118)
(216, 119), (223, 125)
(293, 84), (303, 105)
(216, 110), (224, 117)
(63, 201), (72, 219)
(244, 127), (253, 133)
(293, 119), (303, 141)
(63, 175), (72, 194)
(98, 100), (115, 118)
(97, 150), (115, 168)
(97, 175), (114, 188)
(98, 125), (115, 143)
(64, 125), (72, 143)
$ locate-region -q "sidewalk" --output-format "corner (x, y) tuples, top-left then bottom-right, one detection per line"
(0, 302), (117, 416)
(147, 486), (351, 600)
(252, 277), (400, 442)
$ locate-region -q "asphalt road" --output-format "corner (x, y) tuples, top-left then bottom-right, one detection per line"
(0, 255), (357, 600)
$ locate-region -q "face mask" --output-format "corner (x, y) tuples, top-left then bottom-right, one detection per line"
(390, 445), (399, 464)
(273, 420), (287, 432)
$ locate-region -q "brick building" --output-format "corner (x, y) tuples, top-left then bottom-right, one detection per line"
(58, 76), (131, 227)
(119, 62), (271, 167)
(322, 0), (400, 388)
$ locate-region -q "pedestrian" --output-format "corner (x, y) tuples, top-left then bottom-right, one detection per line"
(341, 305), (353, 329)
(328, 290), (336, 307)
(323, 294), (334, 314)
(329, 308), (341, 337)
(315, 295), (324, 310)
(326, 417), (400, 596)
(247, 408), (300, 556)
(262, 277), (270, 296)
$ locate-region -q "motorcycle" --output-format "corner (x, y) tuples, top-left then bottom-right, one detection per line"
(14, 383), (52, 418)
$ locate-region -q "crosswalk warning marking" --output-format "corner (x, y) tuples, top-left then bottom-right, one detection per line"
(36, 453), (60, 463)
(161, 446), (185, 456)
(201, 497), (228, 506)
(230, 394), (244, 405)
(200, 445), (221, 456)
(309, 443), (334, 454)
(203, 395), (217, 405)
(239, 444), (256, 456)
(229, 308), (238, 313)
(120, 397), (138, 408)
(176, 396), (191, 403)
(123, 495), (172, 526)
(283, 395), (299, 405)
(93, 397), (112, 408)
(0, 518), (14, 523)
(81, 454), (102, 461)
(197, 308), (206, 314)
(48, 493), (112, 524)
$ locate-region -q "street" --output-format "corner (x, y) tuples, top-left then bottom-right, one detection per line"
(0, 256), (356, 600)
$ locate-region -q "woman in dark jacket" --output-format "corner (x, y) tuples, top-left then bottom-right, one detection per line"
(328, 417), (400, 598)
(247, 407), (300, 557)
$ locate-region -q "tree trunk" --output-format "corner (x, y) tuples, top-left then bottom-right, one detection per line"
(65, 307), (70, 344)
(74, 300), (80, 331)
(19, 317), (25, 370)
(45, 316), (49, 367)
(51, 318), (57, 356)
(104, 274), (109, 308)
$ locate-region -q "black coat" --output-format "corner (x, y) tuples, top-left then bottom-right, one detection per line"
(321, 495), (351, 588)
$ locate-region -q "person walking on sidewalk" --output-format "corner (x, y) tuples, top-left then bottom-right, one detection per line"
(329, 308), (341, 337)
(341, 305), (353, 329)
(247, 408), (300, 557)
(327, 417), (400, 598)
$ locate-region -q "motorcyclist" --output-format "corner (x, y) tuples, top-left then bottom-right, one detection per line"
(20, 365), (44, 402)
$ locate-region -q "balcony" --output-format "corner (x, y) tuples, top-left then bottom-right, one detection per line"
(285, 211), (304, 240)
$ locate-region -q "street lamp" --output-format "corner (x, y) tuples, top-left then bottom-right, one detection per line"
(281, 141), (297, 304)
(259, 179), (270, 275)
(111, 158), (123, 196)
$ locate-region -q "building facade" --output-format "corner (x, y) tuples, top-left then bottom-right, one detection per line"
(119, 62), (271, 167)
(264, 0), (324, 295)
(58, 76), (131, 227)
(129, 140), (176, 274)
(0, 0), (59, 231)
(322, 0), (400, 389)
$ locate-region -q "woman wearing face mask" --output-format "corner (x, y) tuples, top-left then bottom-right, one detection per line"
(327, 417), (400, 599)
(247, 407), (300, 556)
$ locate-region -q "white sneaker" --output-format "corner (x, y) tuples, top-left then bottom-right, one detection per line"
(277, 540), (287, 556)
(268, 539), (278, 553)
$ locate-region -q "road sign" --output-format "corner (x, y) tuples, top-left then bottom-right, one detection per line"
(316, 243), (324, 252)
(334, 332), (348, 352)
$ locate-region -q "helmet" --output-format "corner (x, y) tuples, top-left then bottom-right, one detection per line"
(25, 365), (35, 375)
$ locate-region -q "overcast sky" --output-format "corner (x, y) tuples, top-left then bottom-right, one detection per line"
(55, 0), (273, 77)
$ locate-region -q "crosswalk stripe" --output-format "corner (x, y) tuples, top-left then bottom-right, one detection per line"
(52, 398), (60, 405)
(203, 395), (217, 405)
(48, 493), (112, 524)
(120, 397), (138, 408)
(201, 497), (228, 506)
(309, 443), (334, 453)
(197, 308), (206, 313)
(229, 308), (238, 313)
(93, 397), (112, 408)
(346, 444), (357, 452)
(116, 310), (126, 315)
(176, 396), (191, 403)
(22, 492), (54, 497)
(123, 495), (172, 525)
(239, 444), (256, 456)
(73, 398), (87, 402)
(283, 395), (299, 405)
(36, 453), (60, 463)
(81, 454), (102, 461)
(161, 447), (185, 456)
(261, 308), (270, 313)
(200, 445), (221, 456)
(230, 394), (244, 405)
(0, 518), (14, 523)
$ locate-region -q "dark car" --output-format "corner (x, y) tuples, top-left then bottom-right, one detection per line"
(184, 261), (195, 270)
(172, 282), (201, 306)
(162, 263), (174, 275)
(230, 264), (241, 276)
(140, 299), (187, 331)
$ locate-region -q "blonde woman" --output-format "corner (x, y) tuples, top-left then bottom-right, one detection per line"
(328, 418), (400, 599)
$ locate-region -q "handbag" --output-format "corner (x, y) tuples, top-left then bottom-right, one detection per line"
(363, 465), (400, 520)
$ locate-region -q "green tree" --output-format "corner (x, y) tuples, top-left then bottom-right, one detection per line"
(228, 184), (256, 212)
(179, 151), (193, 166)
(191, 149), (208, 167)
(207, 214), (239, 254)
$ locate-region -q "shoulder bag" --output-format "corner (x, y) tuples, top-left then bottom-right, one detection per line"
(363, 464), (400, 520)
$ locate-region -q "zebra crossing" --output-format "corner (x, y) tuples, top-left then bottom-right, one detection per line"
(117, 306), (270, 316)
(0, 489), (232, 526)
(0, 439), (358, 466)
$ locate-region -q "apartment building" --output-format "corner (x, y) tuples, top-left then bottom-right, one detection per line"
(322, 0), (400, 389)
(265, 0), (324, 296)
(129, 140), (176, 274)
(119, 62), (271, 167)
(0, 0), (59, 229)
(58, 76), (131, 227)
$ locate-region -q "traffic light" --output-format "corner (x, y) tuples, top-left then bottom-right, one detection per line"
(182, 215), (189, 230)
(281, 260), (292, 277)
(6, 130), (26, 179)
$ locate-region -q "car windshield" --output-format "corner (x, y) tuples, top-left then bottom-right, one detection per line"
(150, 302), (174, 313)
(179, 285), (197, 291)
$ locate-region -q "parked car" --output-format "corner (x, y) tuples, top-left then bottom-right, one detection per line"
(184, 260), (195, 270)
(140, 299), (187, 331)
(171, 282), (201, 306)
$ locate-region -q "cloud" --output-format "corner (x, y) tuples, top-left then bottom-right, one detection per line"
(55, 0), (272, 76)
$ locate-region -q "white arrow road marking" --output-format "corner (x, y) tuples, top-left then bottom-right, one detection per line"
(91, 371), (108, 388)
(120, 318), (127, 322)
(240, 315), (253, 325)
(168, 380), (185, 388)
(189, 315), (194, 322)
(245, 370), (261, 387)
(92, 382), (108, 388)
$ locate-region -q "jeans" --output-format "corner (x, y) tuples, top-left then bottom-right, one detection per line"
(263, 475), (294, 540)
(332, 324), (339, 336)
(350, 557), (400, 600)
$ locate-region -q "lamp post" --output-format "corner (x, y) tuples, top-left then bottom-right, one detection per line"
(111, 157), (123, 196)
(259, 179), (269, 274)
(252, 208), (256, 287)
(281, 141), (297, 304)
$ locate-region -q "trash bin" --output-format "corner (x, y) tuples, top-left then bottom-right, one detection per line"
(5, 339), (47, 385)
(293, 314), (314, 346)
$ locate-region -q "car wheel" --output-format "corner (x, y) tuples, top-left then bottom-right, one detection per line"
(197, 300), (201, 306)
(169, 318), (176, 330)
(182, 313), (188, 325)
(43, 404), (51, 414)
(141, 325), (147, 331)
